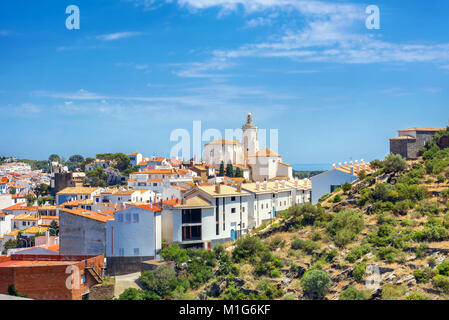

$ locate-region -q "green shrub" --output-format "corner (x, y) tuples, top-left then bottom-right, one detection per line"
(413, 268), (437, 284)
(339, 285), (370, 300)
(437, 259), (449, 276)
(159, 244), (189, 266)
(432, 275), (449, 292)
(256, 279), (283, 299)
(291, 238), (320, 253)
(345, 244), (371, 263)
(232, 236), (265, 263)
(139, 265), (189, 299)
(376, 247), (398, 263)
(381, 284), (406, 300)
(405, 292), (431, 300)
(415, 201), (440, 217)
(353, 263), (366, 282)
(382, 153), (407, 173)
(326, 209), (364, 247)
(301, 269), (332, 298)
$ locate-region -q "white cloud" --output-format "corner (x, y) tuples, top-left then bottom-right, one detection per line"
(96, 32), (143, 41)
(128, 0), (449, 66)
(172, 57), (234, 78)
(380, 88), (410, 97)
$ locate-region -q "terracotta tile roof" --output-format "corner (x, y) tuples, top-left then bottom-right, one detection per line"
(205, 139), (241, 146)
(196, 184), (248, 197)
(132, 204), (162, 212)
(56, 187), (101, 195)
(60, 207), (113, 223)
(12, 213), (39, 221)
(389, 136), (416, 140)
(22, 226), (48, 234)
(398, 127), (445, 132)
(256, 148), (280, 157)
(40, 216), (59, 220)
(128, 152), (140, 156)
(2, 203), (27, 211)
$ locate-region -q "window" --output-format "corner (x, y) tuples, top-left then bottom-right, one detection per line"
(118, 248), (124, 256)
(242, 207), (245, 213)
(231, 208), (236, 213)
(125, 214), (131, 222)
(266, 204), (268, 209)
(133, 214), (139, 223)
(231, 196), (235, 201)
(153, 183), (157, 187)
(117, 214), (123, 222)
(134, 248), (140, 256)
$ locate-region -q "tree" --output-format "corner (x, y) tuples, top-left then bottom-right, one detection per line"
(235, 167), (243, 178)
(301, 269), (332, 298)
(225, 161), (234, 177)
(68, 154), (84, 163)
(2, 239), (18, 255)
(49, 220), (59, 236)
(341, 182), (352, 194)
(218, 161), (225, 177)
(357, 170), (367, 180)
(383, 153), (407, 173)
(85, 167), (107, 187)
(48, 154), (61, 163)
(25, 194), (36, 206)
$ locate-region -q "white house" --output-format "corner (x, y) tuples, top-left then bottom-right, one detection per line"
(128, 152), (143, 167)
(106, 205), (162, 259)
(311, 160), (374, 204)
(56, 187), (103, 205)
(94, 189), (155, 205)
(0, 213), (13, 237)
(162, 184), (249, 249)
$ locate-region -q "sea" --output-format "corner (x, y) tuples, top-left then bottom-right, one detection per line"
(292, 163), (332, 171)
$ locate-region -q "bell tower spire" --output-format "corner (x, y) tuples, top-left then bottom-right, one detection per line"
(242, 113), (258, 166)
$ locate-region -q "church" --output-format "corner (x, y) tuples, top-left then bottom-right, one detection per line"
(202, 113), (293, 182)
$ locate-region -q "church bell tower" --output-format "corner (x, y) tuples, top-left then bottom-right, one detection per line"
(242, 113), (259, 165)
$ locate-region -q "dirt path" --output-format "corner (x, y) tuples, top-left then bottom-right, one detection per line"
(113, 272), (142, 298)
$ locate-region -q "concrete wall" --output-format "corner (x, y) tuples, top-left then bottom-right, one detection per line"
(106, 256), (154, 276)
(60, 211), (107, 255)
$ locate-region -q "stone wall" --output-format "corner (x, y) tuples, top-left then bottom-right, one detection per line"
(89, 284), (114, 300)
(389, 139), (410, 159)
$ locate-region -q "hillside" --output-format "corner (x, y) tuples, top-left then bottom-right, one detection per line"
(118, 135), (449, 300)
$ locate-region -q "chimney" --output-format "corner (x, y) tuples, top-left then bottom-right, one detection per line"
(338, 162), (342, 168)
(332, 163), (336, 169)
(256, 181), (260, 191)
(344, 161), (347, 167)
(350, 166), (354, 175)
(281, 180), (286, 188)
(215, 183), (221, 194)
(263, 181), (267, 190)
(295, 178), (298, 187)
(237, 183), (242, 193)
(275, 181), (279, 190)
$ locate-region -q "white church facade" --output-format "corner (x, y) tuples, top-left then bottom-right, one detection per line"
(202, 113), (293, 182)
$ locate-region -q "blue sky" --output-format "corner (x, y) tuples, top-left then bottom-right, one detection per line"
(0, 0), (448, 164)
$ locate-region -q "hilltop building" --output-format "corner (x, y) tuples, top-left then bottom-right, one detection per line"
(389, 127), (445, 160)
